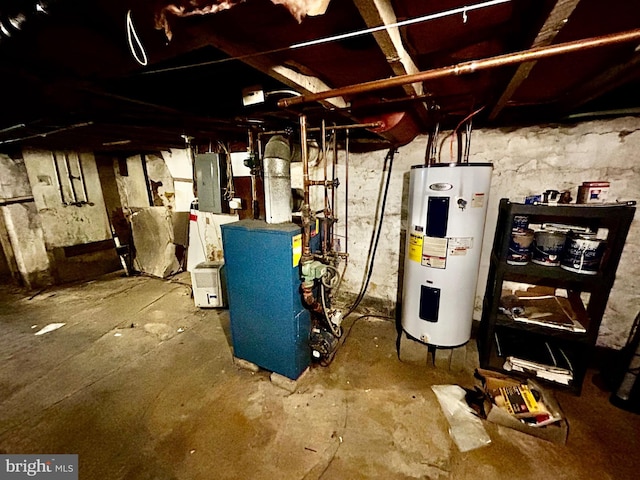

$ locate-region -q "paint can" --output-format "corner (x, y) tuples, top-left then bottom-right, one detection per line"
(532, 230), (566, 267)
(511, 215), (529, 231)
(507, 229), (535, 265)
(560, 233), (606, 275)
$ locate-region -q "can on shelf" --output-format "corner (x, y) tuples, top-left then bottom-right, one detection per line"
(560, 232), (606, 275)
(507, 228), (535, 265)
(511, 215), (530, 231)
(532, 230), (566, 267)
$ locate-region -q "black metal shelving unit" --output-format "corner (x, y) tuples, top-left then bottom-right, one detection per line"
(478, 199), (636, 394)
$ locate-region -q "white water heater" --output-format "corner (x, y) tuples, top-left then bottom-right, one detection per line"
(401, 163), (492, 347)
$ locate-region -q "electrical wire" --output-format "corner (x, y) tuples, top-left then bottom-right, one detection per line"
(344, 147), (396, 319)
(217, 141), (236, 201)
(126, 9), (148, 66)
(465, 120), (473, 163)
(321, 283), (342, 338)
(425, 123), (440, 164)
(321, 264), (342, 289)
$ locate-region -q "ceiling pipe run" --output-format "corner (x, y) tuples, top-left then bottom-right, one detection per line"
(278, 28), (640, 109)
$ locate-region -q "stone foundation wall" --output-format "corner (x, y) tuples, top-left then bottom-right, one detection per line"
(340, 117), (640, 349)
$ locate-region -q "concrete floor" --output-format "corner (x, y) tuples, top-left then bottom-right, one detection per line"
(1, 272), (639, 480)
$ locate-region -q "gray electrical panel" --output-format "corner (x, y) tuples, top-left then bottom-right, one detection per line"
(195, 153), (225, 213)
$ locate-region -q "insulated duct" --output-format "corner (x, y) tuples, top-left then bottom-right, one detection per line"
(263, 134), (293, 224)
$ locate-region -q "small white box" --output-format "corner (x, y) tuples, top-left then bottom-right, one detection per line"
(229, 197), (243, 210)
(242, 85), (265, 106)
(577, 181), (610, 204)
(191, 261), (226, 308)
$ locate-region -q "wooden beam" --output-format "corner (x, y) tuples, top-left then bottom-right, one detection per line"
(270, 64), (347, 109)
(489, 0), (583, 120)
(200, 35), (347, 110)
(352, 0), (431, 124)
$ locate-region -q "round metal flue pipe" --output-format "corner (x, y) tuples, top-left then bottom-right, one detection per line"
(278, 28), (640, 109)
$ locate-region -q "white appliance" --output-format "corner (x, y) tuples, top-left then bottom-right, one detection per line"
(401, 162), (492, 347)
(186, 205), (238, 272)
(191, 261), (226, 308)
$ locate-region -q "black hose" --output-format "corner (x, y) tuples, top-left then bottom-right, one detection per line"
(344, 147), (396, 318)
(425, 130), (433, 165)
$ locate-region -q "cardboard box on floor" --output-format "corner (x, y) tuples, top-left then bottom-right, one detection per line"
(476, 368), (568, 445)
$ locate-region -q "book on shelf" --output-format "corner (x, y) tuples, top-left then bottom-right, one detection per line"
(504, 356), (573, 386)
(499, 292), (586, 333)
(495, 332), (574, 386)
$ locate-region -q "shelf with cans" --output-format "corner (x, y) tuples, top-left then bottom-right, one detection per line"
(478, 198), (636, 394)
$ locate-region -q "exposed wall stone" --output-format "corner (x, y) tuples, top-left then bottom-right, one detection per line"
(0, 153), (32, 198)
(131, 207), (181, 278)
(116, 155), (153, 210)
(0, 153), (52, 287)
(23, 149), (112, 247)
(161, 149), (195, 212)
(339, 117), (640, 349)
(146, 153), (176, 209)
(1, 203), (53, 288)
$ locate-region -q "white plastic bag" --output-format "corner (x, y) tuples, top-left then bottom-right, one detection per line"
(431, 384), (491, 452)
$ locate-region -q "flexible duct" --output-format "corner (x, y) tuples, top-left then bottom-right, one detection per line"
(263, 134), (293, 224)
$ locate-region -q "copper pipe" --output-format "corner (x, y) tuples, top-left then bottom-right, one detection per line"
(308, 180), (333, 186)
(331, 129), (337, 252)
(259, 122), (382, 137)
(302, 284), (324, 314)
(300, 115), (312, 258)
(278, 28), (640, 108)
(322, 119), (328, 255)
(344, 129), (349, 256)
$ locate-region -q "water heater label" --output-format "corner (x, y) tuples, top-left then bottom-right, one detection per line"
(429, 182), (453, 191)
(421, 236), (448, 269)
(448, 237), (473, 255)
(471, 193), (486, 208)
(292, 234), (302, 267)
(408, 233), (423, 263)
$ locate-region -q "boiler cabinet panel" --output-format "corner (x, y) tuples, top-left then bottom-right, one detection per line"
(221, 220), (310, 380)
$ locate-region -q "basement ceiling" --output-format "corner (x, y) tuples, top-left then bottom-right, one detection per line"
(0, 0), (639, 152)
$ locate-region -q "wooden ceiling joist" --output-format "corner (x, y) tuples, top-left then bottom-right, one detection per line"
(201, 32), (347, 111)
(488, 0), (583, 120)
(352, 0), (431, 125)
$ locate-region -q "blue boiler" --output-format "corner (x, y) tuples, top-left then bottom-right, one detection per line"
(220, 219), (310, 379)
